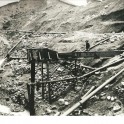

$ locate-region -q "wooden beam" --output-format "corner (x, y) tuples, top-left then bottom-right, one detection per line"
(41, 62), (45, 99)
(61, 67), (124, 116)
(81, 86), (95, 100)
(5, 35), (25, 58)
(39, 58), (124, 84)
(89, 38), (109, 51)
(29, 60), (35, 115)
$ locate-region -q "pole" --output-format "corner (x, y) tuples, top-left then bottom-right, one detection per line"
(5, 35), (25, 58)
(73, 59), (77, 89)
(54, 86), (95, 116)
(47, 61), (51, 104)
(61, 67), (124, 116)
(41, 62), (45, 99)
(29, 60), (35, 115)
(27, 83), (30, 102)
(81, 86), (95, 100)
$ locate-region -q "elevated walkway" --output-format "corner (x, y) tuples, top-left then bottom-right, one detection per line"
(27, 48), (124, 62)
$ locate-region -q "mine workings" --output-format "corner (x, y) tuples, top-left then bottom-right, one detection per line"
(0, 0), (124, 116)
(0, 32), (124, 116)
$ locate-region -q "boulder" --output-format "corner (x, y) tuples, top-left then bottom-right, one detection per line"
(100, 92), (106, 97)
(51, 105), (57, 110)
(110, 97), (115, 102)
(95, 71), (100, 75)
(54, 112), (60, 116)
(100, 96), (106, 100)
(113, 104), (121, 112)
(105, 85), (110, 89)
(83, 109), (89, 114)
(57, 67), (63, 72)
(46, 108), (52, 114)
(64, 101), (69, 106)
(0, 68), (4, 72)
(107, 96), (111, 100)
(75, 86), (81, 91)
(121, 82), (124, 87)
(18, 81), (24, 86)
(120, 52), (124, 58)
(19, 60), (23, 63)
(58, 98), (65, 105)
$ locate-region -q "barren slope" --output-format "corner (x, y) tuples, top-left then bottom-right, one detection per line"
(2, 0), (124, 33)
(0, 0), (124, 116)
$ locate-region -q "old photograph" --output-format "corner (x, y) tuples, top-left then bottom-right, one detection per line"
(0, 0), (124, 118)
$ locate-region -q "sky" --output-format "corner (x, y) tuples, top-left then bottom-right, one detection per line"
(0, 0), (88, 7)
(0, 0), (19, 7)
(60, 0), (88, 6)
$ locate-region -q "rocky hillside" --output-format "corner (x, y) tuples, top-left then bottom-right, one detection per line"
(1, 0), (124, 33)
(0, 0), (124, 117)
(0, 0), (123, 55)
(0, 0), (47, 29)
(0, 0), (46, 16)
(0, 0), (124, 55)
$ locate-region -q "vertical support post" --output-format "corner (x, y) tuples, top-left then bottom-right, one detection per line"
(47, 61), (51, 104)
(29, 60), (35, 115)
(36, 63), (40, 91)
(75, 59), (77, 77)
(27, 83), (30, 102)
(73, 59), (77, 89)
(41, 62), (45, 99)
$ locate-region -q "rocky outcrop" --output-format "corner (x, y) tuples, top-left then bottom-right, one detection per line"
(0, 0), (47, 16)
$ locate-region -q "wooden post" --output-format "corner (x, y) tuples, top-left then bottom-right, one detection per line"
(29, 60), (35, 115)
(47, 61), (51, 104)
(41, 62), (45, 99)
(75, 59), (77, 76)
(27, 83), (30, 102)
(73, 59), (77, 89)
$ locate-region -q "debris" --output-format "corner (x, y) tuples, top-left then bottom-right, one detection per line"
(121, 82), (124, 87)
(104, 5), (109, 9)
(64, 101), (69, 106)
(0, 68), (4, 72)
(10, 104), (24, 112)
(91, 95), (99, 100)
(113, 104), (121, 112)
(107, 96), (111, 100)
(51, 105), (57, 110)
(95, 71), (100, 75)
(54, 112), (60, 116)
(79, 110), (82, 115)
(100, 96), (106, 100)
(46, 108), (52, 114)
(120, 52), (124, 58)
(18, 81), (24, 86)
(114, 97), (117, 100)
(88, 111), (94, 116)
(57, 67), (63, 72)
(107, 104), (113, 109)
(105, 85), (110, 89)
(82, 109), (89, 114)
(110, 97), (115, 102)
(75, 86), (81, 91)
(58, 99), (65, 105)
(19, 60), (23, 63)
(72, 110), (79, 116)
(100, 92), (106, 97)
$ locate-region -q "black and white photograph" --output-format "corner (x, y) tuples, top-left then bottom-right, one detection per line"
(0, 0), (124, 122)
